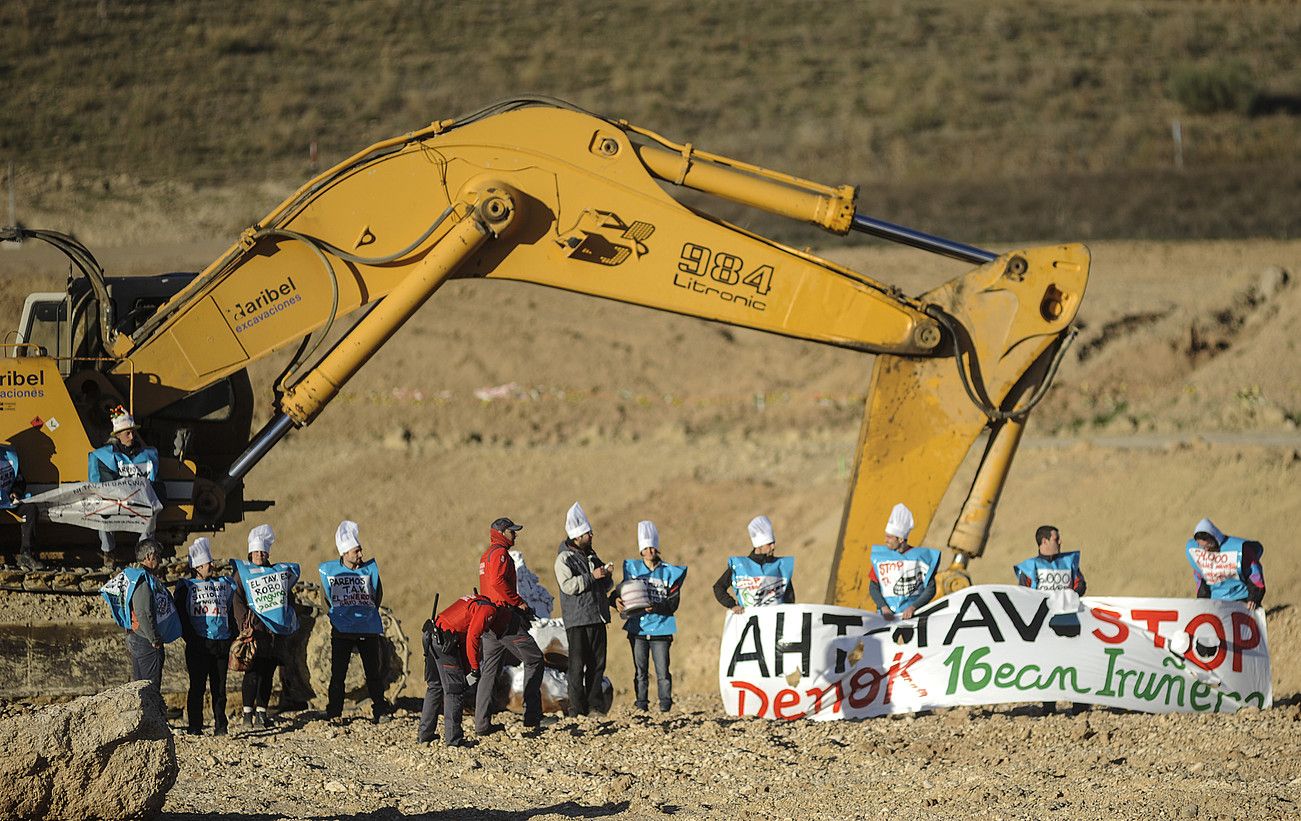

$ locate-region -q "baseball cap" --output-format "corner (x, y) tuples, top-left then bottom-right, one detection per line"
(491, 517), (523, 533)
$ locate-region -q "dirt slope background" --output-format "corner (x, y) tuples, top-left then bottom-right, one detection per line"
(4, 237), (1299, 821)
(2, 237), (1297, 702)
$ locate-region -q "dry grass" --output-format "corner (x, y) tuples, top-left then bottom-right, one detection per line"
(0, 0), (1298, 242)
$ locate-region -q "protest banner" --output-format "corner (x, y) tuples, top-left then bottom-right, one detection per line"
(719, 585), (1269, 719)
(25, 478), (162, 533)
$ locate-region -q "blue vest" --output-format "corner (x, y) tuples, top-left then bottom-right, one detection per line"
(0, 447), (18, 510)
(235, 559), (301, 635)
(319, 558), (383, 635)
(88, 444), (160, 483)
(621, 559), (688, 637)
(1185, 537), (1253, 601)
(727, 555), (794, 608)
(869, 545), (941, 612)
(100, 567), (182, 643)
(178, 576), (237, 640)
(1013, 552), (1082, 592)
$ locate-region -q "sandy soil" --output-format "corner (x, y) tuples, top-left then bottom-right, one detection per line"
(2, 236), (1299, 818)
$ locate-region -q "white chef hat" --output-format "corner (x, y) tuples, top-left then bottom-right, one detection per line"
(336, 520), (361, 555)
(248, 524), (275, 555)
(747, 515), (774, 548)
(565, 502), (592, 539)
(188, 537), (213, 568)
(885, 503), (914, 539)
(637, 520), (659, 550)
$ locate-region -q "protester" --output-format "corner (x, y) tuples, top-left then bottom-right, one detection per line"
(1, 440), (42, 569)
(319, 520), (391, 724)
(1185, 517), (1266, 609)
(86, 407), (161, 569)
(713, 515), (794, 612)
(232, 524), (300, 729)
(419, 593), (510, 747)
(1013, 525), (1087, 595)
(868, 503), (940, 620)
(173, 537), (236, 735)
(614, 520), (686, 712)
(100, 538), (181, 692)
(476, 516), (544, 735)
(555, 502), (613, 717)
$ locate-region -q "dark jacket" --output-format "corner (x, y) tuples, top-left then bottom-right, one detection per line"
(555, 540), (612, 627)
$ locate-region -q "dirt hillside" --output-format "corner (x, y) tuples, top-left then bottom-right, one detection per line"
(2, 237), (1299, 820)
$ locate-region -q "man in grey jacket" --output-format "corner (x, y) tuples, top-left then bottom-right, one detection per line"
(554, 502), (613, 717)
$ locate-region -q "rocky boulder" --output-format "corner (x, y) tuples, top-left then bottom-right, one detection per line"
(0, 681), (177, 819)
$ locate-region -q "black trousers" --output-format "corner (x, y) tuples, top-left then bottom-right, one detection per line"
(476, 614), (543, 730)
(241, 634), (282, 709)
(127, 632), (164, 691)
(418, 633), (468, 745)
(16, 502), (36, 550)
(184, 637), (231, 731)
(630, 635), (673, 710)
(565, 623), (607, 716)
(327, 631), (387, 718)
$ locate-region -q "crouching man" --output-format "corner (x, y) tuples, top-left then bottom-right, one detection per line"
(419, 594), (509, 747)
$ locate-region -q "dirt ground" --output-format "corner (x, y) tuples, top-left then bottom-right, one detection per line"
(2, 237), (1300, 818)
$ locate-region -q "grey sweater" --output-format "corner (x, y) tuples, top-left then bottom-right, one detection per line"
(130, 574), (159, 644)
(555, 540), (612, 627)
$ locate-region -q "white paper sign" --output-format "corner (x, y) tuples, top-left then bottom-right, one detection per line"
(26, 478), (162, 533)
(719, 585), (1270, 719)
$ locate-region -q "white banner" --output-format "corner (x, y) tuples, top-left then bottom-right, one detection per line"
(25, 478), (162, 533)
(719, 585), (1270, 719)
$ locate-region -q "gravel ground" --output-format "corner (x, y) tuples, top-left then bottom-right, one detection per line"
(158, 693), (1301, 821)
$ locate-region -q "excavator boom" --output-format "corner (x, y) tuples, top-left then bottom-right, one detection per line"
(6, 98), (1089, 609)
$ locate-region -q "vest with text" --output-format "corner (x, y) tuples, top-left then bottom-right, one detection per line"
(727, 555), (794, 608)
(318, 558), (383, 635)
(1013, 552), (1083, 592)
(870, 545), (941, 612)
(100, 567), (182, 643)
(1185, 537), (1253, 601)
(178, 576), (236, 640)
(235, 559), (301, 635)
(622, 559), (688, 637)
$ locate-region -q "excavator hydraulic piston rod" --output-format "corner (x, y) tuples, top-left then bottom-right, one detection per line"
(849, 212), (996, 265)
(221, 412), (294, 492)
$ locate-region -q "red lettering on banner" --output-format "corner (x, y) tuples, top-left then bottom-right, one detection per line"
(847, 666), (884, 708)
(805, 681), (844, 715)
(731, 680), (770, 716)
(886, 652), (927, 700)
(773, 688), (803, 720)
(1131, 609), (1180, 648)
(1090, 608), (1129, 644)
(1184, 613), (1226, 671)
(1230, 612), (1260, 673)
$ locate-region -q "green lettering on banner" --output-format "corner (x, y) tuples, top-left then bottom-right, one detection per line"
(964, 646), (993, 691)
(942, 645), (1092, 697)
(1190, 680), (1214, 711)
(1097, 648), (1124, 697)
(943, 646), (963, 695)
(1039, 665), (1091, 695)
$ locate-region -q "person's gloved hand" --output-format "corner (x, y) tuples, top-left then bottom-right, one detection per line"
(466, 671), (480, 688)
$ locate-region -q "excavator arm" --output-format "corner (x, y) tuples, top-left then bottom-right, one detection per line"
(107, 98), (1087, 608)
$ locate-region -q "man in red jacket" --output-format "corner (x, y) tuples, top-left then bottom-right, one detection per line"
(418, 594), (509, 747)
(475, 517), (544, 734)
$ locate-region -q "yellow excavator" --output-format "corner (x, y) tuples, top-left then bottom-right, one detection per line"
(0, 97), (1087, 696)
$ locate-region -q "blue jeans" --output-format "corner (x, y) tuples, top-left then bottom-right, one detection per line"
(629, 635), (672, 710)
